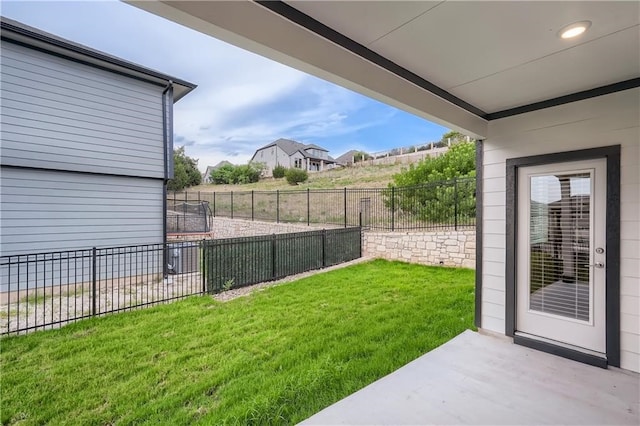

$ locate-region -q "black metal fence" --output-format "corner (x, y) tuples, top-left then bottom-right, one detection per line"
(202, 227), (361, 293)
(1, 228), (361, 335)
(170, 177), (475, 231)
(0, 242), (202, 335)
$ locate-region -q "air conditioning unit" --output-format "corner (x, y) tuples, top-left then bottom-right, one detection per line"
(167, 243), (199, 274)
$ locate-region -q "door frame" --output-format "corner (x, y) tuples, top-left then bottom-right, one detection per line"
(505, 145), (621, 368)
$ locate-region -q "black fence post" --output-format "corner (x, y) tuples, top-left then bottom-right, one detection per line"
(201, 239), (207, 294)
(271, 233), (277, 280)
(322, 229), (327, 267)
(344, 187), (347, 228)
(251, 190), (255, 221)
(391, 186), (395, 231)
(307, 188), (310, 226)
(276, 190), (280, 223)
(183, 191), (187, 231)
(198, 191), (201, 202)
(231, 191), (234, 219)
(92, 247), (97, 317)
(212, 192), (216, 217)
(454, 177), (459, 231)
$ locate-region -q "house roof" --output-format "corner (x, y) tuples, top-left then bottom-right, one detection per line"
(255, 138), (331, 157)
(335, 150), (359, 165)
(0, 17), (197, 102)
(130, 1), (640, 137)
(213, 160), (233, 169)
(299, 151), (336, 163)
(304, 144), (328, 152)
(203, 161), (232, 176)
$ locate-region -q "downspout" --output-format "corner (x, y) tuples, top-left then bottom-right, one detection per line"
(162, 81), (174, 277)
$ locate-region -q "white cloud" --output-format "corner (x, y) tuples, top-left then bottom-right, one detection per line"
(175, 72), (394, 170)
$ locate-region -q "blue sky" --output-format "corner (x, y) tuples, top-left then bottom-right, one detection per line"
(2, 0), (449, 171)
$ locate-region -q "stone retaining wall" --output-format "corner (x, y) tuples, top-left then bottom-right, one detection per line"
(209, 217), (340, 239)
(362, 230), (475, 269)
(169, 218), (476, 269)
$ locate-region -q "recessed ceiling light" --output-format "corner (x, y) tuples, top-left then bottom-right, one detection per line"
(558, 21), (592, 39)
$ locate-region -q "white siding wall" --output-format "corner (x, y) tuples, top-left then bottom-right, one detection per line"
(481, 88), (640, 372)
(0, 168), (163, 256)
(0, 42), (164, 178)
(0, 41), (167, 257)
(291, 151), (305, 169)
(255, 146), (291, 174)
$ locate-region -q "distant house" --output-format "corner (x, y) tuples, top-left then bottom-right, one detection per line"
(203, 161), (233, 183)
(335, 150), (359, 166)
(0, 18), (196, 256)
(250, 138), (336, 175)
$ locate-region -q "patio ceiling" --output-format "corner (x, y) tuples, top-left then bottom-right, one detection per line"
(129, 1), (640, 137)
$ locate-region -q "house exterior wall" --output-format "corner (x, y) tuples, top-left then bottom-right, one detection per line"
(254, 146), (290, 175)
(481, 88), (639, 372)
(305, 148), (328, 160)
(0, 40), (167, 256)
(0, 168), (164, 256)
(290, 151), (306, 169)
(0, 42), (165, 178)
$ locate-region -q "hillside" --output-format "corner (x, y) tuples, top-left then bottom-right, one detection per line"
(190, 163), (408, 192)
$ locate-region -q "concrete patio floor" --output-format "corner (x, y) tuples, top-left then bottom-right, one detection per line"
(302, 330), (639, 425)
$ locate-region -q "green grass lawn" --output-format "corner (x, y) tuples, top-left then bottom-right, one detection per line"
(191, 163), (408, 192)
(1, 260), (474, 425)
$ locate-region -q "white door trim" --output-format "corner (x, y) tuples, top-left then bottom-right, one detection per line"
(503, 145), (621, 368)
(516, 159), (606, 353)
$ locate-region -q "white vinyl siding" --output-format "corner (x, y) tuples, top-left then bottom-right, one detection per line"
(481, 88), (640, 372)
(0, 42), (164, 178)
(253, 146), (293, 174)
(0, 168), (163, 256)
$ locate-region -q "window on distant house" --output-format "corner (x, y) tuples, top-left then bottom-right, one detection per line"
(294, 159), (302, 168)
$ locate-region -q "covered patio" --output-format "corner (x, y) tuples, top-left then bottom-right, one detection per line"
(302, 330), (639, 425)
(128, 1), (639, 422)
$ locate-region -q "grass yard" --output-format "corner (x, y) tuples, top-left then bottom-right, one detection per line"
(191, 163), (408, 192)
(1, 260), (474, 425)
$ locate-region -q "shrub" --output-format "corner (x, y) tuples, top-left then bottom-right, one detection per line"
(386, 140), (476, 223)
(353, 151), (371, 163)
(272, 164), (286, 178)
(285, 168), (308, 185)
(211, 162), (264, 184)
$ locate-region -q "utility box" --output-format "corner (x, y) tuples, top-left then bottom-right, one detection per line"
(168, 243), (199, 274)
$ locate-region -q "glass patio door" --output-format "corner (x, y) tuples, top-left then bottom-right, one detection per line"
(516, 159), (606, 353)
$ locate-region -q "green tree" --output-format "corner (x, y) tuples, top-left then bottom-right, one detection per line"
(168, 147), (201, 191)
(388, 140), (476, 224)
(285, 168), (308, 185)
(210, 163), (264, 185)
(353, 151), (371, 163)
(272, 164), (286, 178)
(211, 164), (235, 184)
(441, 130), (468, 144)
(392, 141), (475, 186)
